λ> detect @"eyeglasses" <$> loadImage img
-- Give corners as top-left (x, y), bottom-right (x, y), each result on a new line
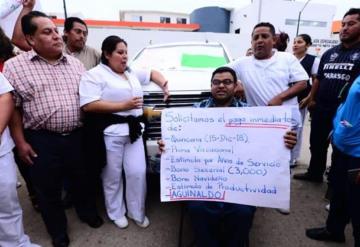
top-left (211, 79), bottom-right (234, 86)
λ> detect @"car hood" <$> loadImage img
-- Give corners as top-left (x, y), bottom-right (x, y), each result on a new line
top-left (141, 69), bottom-right (212, 93)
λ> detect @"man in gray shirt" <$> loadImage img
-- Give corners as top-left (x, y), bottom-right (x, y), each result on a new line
top-left (63, 17), bottom-right (100, 70)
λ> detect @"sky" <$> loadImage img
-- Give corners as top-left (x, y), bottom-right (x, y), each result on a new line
top-left (40, 0), bottom-right (359, 21)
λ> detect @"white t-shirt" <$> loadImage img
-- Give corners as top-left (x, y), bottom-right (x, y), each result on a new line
top-left (79, 63), bottom-right (151, 136)
top-left (228, 51), bottom-right (309, 106)
top-left (0, 73), bottom-right (15, 157)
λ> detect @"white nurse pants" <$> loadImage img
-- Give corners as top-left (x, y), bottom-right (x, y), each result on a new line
top-left (102, 135), bottom-right (146, 223)
top-left (0, 151), bottom-right (33, 247)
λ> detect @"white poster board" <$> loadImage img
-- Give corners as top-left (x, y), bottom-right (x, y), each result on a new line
top-left (160, 106), bottom-right (295, 209)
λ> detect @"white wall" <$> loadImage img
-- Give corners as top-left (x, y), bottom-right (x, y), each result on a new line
top-left (229, 0), bottom-right (337, 56)
top-left (59, 26), bottom-right (339, 61)
top-left (58, 27), bottom-right (243, 60)
top-left (56, 0), bottom-right (339, 61)
top-left (229, 4), bottom-right (258, 55)
top-left (120, 11), bottom-right (188, 24)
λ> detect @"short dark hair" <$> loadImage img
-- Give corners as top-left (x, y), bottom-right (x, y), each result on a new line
top-left (297, 34), bottom-right (312, 46)
top-left (275, 31), bottom-right (289, 51)
top-left (100, 35), bottom-right (128, 65)
top-left (21, 11), bottom-right (48, 36)
top-left (64, 17), bottom-right (87, 32)
top-left (252, 22), bottom-right (276, 36)
top-left (211, 66), bottom-right (237, 83)
top-left (0, 27), bottom-right (15, 62)
top-left (343, 8), bottom-right (360, 21)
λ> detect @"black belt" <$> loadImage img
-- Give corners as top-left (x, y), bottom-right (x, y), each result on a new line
top-left (26, 128), bottom-right (82, 137)
top-left (83, 113), bottom-right (144, 143)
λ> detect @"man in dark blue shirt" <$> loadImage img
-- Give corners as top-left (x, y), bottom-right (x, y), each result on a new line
top-left (305, 76), bottom-right (360, 247)
top-left (294, 8), bottom-right (360, 183)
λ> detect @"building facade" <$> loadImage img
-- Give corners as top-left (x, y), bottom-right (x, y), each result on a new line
top-left (120, 10), bottom-right (188, 24)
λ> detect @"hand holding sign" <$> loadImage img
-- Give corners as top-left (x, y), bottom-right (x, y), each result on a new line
top-left (160, 106), bottom-right (299, 210)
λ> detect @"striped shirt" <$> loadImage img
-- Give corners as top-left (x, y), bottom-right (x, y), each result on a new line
top-left (3, 50), bottom-right (85, 133)
top-left (316, 42), bottom-right (360, 108)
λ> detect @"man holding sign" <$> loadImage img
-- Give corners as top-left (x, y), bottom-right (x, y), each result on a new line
top-left (159, 67), bottom-right (297, 247)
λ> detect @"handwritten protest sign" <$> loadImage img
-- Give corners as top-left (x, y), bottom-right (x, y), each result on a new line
top-left (160, 106), bottom-right (296, 209)
top-left (0, 0), bottom-right (22, 19)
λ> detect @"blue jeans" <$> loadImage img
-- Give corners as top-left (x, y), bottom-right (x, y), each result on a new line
top-left (187, 201), bottom-right (256, 247)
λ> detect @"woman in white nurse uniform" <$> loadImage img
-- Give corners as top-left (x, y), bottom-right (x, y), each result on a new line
top-left (0, 73), bottom-right (40, 247)
top-left (79, 36), bottom-right (168, 229)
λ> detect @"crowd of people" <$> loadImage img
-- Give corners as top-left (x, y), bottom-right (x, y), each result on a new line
top-left (0, 0), bottom-right (359, 246)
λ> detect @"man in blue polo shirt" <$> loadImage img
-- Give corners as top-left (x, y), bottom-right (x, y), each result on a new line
top-left (305, 75), bottom-right (360, 247)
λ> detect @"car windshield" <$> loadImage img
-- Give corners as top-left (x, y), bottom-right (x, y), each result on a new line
top-left (131, 44), bottom-right (230, 70)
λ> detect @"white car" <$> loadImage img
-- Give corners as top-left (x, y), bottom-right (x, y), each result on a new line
top-left (129, 42), bottom-right (233, 173)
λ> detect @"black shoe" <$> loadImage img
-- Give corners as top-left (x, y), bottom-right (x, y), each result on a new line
top-left (355, 238), bottom-right (360, 247)
top-left (52, 234), bottom-right (70, 247)
top-left (293, 172), bottom-right (323, 183)
top-left (290, 160), bottom-right (298, 169)
top-left (80, 215), bottom-right (104, 228)
top-left (29, 194), bottom-right (40, 212)
top-left (62, 193), bottom-right (73, 209)
top-left (306, 227), bottom-right (345, 243)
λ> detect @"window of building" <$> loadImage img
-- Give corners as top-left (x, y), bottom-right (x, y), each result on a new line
top-left (285, 19), bottom-right (327, 27)
top-left (176, 18), bottom-right (187, 24)
top-left (235, 28), bottom-right (240, 34)
top-left (131, 15), bottom-right (143, 22)
top-left (160, 17), bottom-right (171, 23)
